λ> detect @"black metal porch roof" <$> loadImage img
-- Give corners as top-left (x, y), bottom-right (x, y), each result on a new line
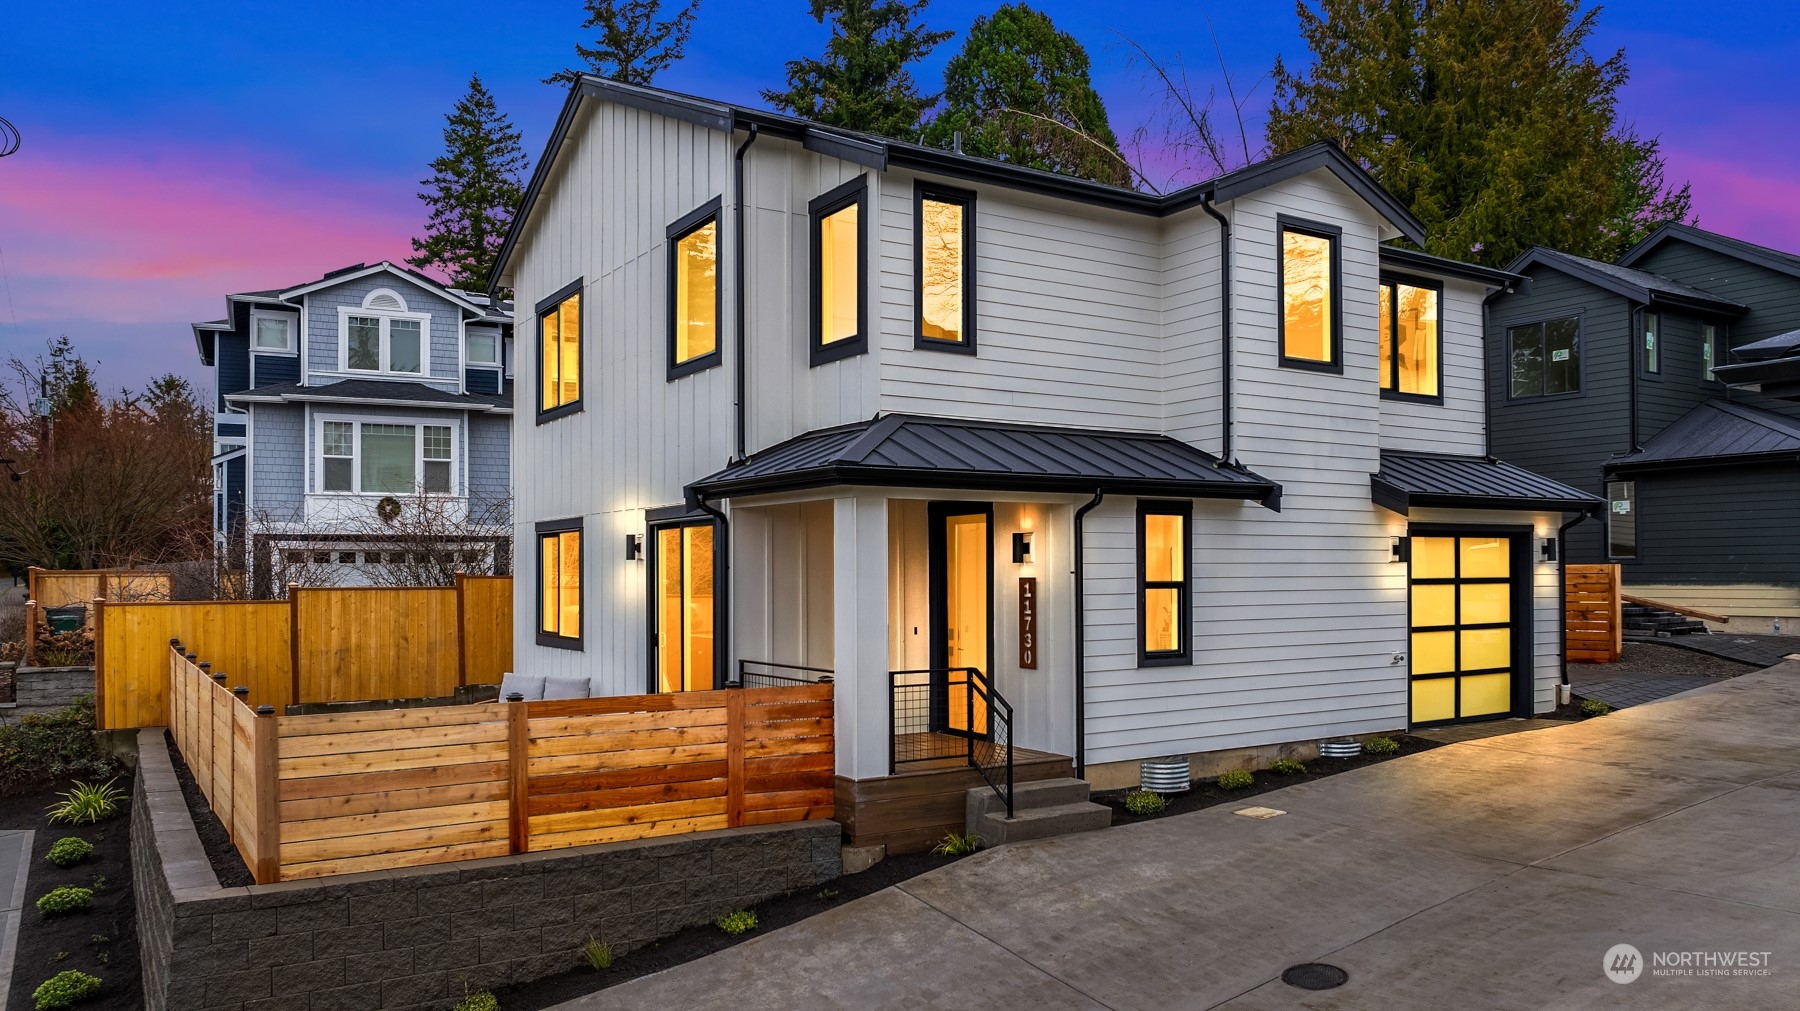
top-left (1373, 451), bottom-right (1601, 515)
top-left (1606, 401), bottom-right (1800, 473)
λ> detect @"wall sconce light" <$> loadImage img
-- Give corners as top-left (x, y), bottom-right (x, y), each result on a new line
top-left (1011, 531), bottom-right (1034, 564)
top-left (625, 533), bottom-right (643, 561)
top-left (1541, 538), bottom-right (1559, 562)
top-left (1390, 536), bottom-right (1410, 563)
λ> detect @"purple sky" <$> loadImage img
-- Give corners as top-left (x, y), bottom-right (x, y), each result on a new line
top-left (1, 1), bottom-right (1795, 396)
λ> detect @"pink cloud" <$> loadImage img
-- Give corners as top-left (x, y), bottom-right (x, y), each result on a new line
top-left (1661, 151), bottom-right (1800, 254)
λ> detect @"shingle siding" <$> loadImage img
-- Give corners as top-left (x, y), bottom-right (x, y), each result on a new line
top-left (468, 413), bottom-right (512, 523)
top-left (303, 275), bottom-right (464, 393)
top-left (249, 403), bottom-right (306, 524)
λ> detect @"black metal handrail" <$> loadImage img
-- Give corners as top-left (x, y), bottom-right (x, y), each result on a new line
top-left (735, 659), bottom-right (835, 689)
top-left (889, 666), bottom-right (1014, 818)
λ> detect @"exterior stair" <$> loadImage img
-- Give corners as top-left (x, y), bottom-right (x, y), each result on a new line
top-left (1623, 601), bottom-right (1710, 637)
top-left (965, 777), bottom-right (1112, 846)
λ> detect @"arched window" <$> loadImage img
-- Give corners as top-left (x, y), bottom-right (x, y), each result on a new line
top-left (340, 289), bottom-right (430, 374)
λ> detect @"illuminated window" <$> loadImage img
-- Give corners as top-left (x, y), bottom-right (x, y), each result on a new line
top-left (653, 522), bottom-right (714, 692)
top-left (317, 418), bottom-right (455, 495)
top-left (537, 519), bottom-right (582, 648)
top-left (538, 280), bottom-right (582, 419)
top-left (668, 198), bottom-right (722, 378)
top-left (1642, 312), bottom-right (1660, 374)
top-left (1508, 316), bottom-right (1581, 398)
top-left (1607, 481), bottom-right (1636, 559)
top-left (810, 178), bottom-right (867, 366)
top-left (916, 184), bottom-right (974, 351)
top-left (1280, 221), bottom-right (1339, 369)
top-left (1379, 279), bottom-right (1440, 398)
top-left (1138, 501), bottom-right (1192, 665)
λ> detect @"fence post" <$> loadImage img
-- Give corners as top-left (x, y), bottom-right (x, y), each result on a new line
top-left (287, 583), bottom-right (301, 706)
top-left (91, 598), bottom-right (106, 731)
top-left (27, 566), bottom-right (39, 606)
top-left (507, 696), bottom-right (529, 854)
top-left (252, 705), bottom-right (280, 884)
top-left (455, 571), bottom-right (469, 689)
top-left (23, 599), bottom-right (36, 667)
top-left (726, 689), bottom-right (745, 829)
top-left (1609, 564), bottom-right (1623, 661)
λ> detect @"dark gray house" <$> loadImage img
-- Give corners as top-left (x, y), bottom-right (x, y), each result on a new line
top-left (1486, 224), bottom-right (1800, 628)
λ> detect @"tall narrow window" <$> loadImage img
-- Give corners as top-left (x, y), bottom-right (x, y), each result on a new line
top-left (1642, 312), bottom-right (1660, 374)
top-left (347, 316), bottom-right (381, 371)
top-left (668, 198), bottom-right (722, 378)
top-left (422, 426), bottom-right (452, 493)
top-left (1379, 278), bottom-right (1441, 398)
top-left (653, 523), bottom-right (715, 692)
top-left (916, 184), bottom-right (974, 352)
top-left (322, 422), bottom-right (354, 492)
top-left (537, 520), bottom-right (582, 648)
top-left (538, 280), bottom-right (583, 420)
top-left (810, 178), bottom-right (867, 366)
top-left (1702, 323), bottom-right (1717, 382)
top-left (1508, 316), bottom-right (1582, 398)
top-left (1607, 481), bottom-right (1637, 559)
top-left (1279, 220), bottom-right (1340, 370)
top-left (1138, 502), bottom-right (1192, 665)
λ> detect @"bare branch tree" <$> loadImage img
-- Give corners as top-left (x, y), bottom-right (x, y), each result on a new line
top-left (1115, 19), bottom-right (1264, 190)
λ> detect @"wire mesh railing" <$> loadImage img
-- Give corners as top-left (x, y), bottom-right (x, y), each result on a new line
top-left (888, 666), bottom-right (1014, 817)
top-left (736, 659), bottom-right (835, 689)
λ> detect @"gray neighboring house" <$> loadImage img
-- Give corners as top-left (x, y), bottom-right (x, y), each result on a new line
top-left (193, 261), bottom-right (515, 597)
top-left (1487, 225), bottom-right (1800, 628)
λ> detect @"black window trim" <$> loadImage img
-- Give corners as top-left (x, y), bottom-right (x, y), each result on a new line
top-left (535, 277), bottom-right (585, 424)
top-left (644, 516), bottom-right (722, 693)
top-left (913, 181), bottom-right (977, 355)
top-left (1378, 271), bottom-right (1446, 405)
top-left (1639, 308), bottom-right (1663, 381)
top-left (1276, 214), bottom-right (1344, 375)
top-left (1701, 320), bottom-right (1727, 386)
top-left (535, 517), bottom-right (584, 650)
top-left (1605, 479), bottom-right (1639, 561)
top-left (809, 175), bottom-right (869, 368)
top-left (1137, 499), bottom-right (1194, 667)
top-left (1502, 310), bottom-right (1587, 403)
top-left (666, 195), bottom-right (725, 381)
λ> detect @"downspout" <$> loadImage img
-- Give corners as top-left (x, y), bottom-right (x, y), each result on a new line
top-left (1557, 507), bottom-right (1596, 699)
top-left (1072, 489), bottom-right (1105, 778)
top-left (732, 124), bottom-right (759, 462)
top-left (1200, 195), bottom-right (1233, 462)
top-left (692, 494), bottom-right (732, 690)
top-left (1628, 304), bottom-right (1642, 452)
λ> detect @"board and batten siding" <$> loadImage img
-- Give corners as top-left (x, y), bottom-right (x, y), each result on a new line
top-left (1378, 276), bottom-right (1489, 455)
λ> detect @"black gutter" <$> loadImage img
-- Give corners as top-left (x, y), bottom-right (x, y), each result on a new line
top-left (1072, 489), bottom-right (1104, 779)
top-left (1628, 304), bottom-right (1642, 452)
top-left (1201, 195), bottom-right (1233, 463)
top-left (689, 493), bottom-right (732, 690)
top-left (1605, 451), bottom-right (1800, 477)
top-left (732, 123), bottom-right (759, 462)
top-left (1557, 508), bottom-right (1598, 692)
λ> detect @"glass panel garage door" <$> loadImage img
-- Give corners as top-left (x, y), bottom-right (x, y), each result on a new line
top-left (1410, 535), bottom-right (1516, 725)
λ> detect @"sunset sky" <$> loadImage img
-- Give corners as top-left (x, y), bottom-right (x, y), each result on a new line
top-left (1, 0), bottom-right (1796, 394)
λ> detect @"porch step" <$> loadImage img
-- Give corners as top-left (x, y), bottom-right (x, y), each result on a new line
top-left (965, 777), bottom-right (1111, 847)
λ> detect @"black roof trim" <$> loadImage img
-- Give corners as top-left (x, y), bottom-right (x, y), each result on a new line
top-left (1191, 144), bottom-right (1426, 246)
top-left (225, 378), bottom-right (512, 412)
top-left (803, 130), bottom-right (888, 170)
top-left (1373, 451), bottom-right (1602, 516)
top-left (1379, 246), bottom-right (1525, 287)
top-left (1507, 247), bottom-right (1747, 316)
top-left (1618, 222), bottom-right (1800, 281)
top-left (1725, 329), bottom-right (1800, 362)
top-left (576, 77), bottom-right (732, 132)
top-left (1606, 401), bottom-right (1800, 473)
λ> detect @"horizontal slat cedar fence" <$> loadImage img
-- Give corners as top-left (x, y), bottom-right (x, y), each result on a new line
top-left (1566, 563), bottom-right (1623, 663)
top-left (99, 579), bottom-right (515, 729)
top-left (167, 642), bottom-right (834, 884)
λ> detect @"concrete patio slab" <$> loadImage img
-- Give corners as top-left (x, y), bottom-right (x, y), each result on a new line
top-left (1454, 711), bottom-right (1800, 786)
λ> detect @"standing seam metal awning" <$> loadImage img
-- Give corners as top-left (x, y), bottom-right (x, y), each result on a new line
top-left (688, 414), bottom-right (1282, 508)
top-left (1372, 451), bottom-right (1602, 515)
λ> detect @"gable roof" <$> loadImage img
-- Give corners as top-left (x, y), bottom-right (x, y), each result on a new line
top-left (1372, 452), bottom-right (1601, 515)
top-left (1606, 401), bottom-right (1800, 473)
top-left (687, 413), bottom-right (1281, 507)
top-left (491, 76), bottom-right (1428, 291)
top-left (1618, 222), bottom-right (1800, 281)
top-left (1378, 246), bottom-right (1526, 288)
top-left (1506, 247), bottom-right (1746, 315)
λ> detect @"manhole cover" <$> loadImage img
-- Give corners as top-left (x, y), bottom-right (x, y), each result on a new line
top-left (1282, 963), bottom-right (1349, 990)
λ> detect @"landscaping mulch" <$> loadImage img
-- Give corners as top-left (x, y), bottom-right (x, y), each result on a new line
top-left (491, 849), bottom-right (964, 1010)
top-left (163, 730), bottom-right (254, 888)
top-left (2, 774), bottom-right (143, 1011)
top-left (1094, 734), bottom-right (1446, 826)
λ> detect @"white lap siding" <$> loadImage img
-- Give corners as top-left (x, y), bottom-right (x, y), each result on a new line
top-left (1379, 276), bottom-right (1489, 455)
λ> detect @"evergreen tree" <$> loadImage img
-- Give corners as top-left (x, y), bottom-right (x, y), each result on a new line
top-left (544, 0), bottom-right (703, 87)
top-left (762, 0), bottom-right (952, 139)
top-left (921, 4), bottom-right (1129, 186)
top-left (408, 75), bottom-right (528, 291)
top-left (1266, 0), bottom-right (1693, 266)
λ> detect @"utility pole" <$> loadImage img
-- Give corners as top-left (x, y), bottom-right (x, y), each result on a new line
top-left (35, 373), bottom-right (51, 467)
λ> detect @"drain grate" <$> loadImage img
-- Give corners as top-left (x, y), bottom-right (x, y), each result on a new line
top-left (1282, 963), bottom-right (1349, 990)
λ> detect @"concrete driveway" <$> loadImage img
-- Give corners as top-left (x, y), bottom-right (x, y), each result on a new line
top-left (561, 665), bottom-right (1800, 1010)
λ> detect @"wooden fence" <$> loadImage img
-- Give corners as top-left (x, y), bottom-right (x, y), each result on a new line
top-left (1566, 563), bottom-right (1623, 663)
top-left (30, 566), bottom-right (172, 608)
top-left (168, 643), bottom-right (834, 883)
top-left (98, 575), bottom-right (514, 729)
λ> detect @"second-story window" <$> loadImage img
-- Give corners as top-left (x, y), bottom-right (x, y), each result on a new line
top-left (1508, 316), bottom-right (1582, 398)
top-left (319, 419), bottom-right (455, 495)
top-left (916, 184), bottom-right (975, 352)
top-left (810, 177), bottom-right (867, 366)
top-left (1642, 311), bottom-right (1660, 374)
top-left (250, 310), bottom-right (297, 355)
top-left (1379, 279), bottom-right (1441, 399)
top-left (466, 328), bottom-right (500, 367)
top-left (341, 289), bottom-right (427, 375)
top-left (1279, 219), bottom-right (1341, 371)
top-left (668, 197), bottom-right (722, 379)
top-left (537, 279), bottom-right (583, 421)
top-left (1702, 322), bottom-right (1718, 382)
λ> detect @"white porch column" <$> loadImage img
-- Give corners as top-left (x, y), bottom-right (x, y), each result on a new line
top-left (832, 493), bottom-right (889, 781)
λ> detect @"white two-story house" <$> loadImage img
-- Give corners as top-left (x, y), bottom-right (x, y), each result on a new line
top-left (492, 77), bottom-right (1600, 850)
top-left (193, 262), bottom-right (515, 596)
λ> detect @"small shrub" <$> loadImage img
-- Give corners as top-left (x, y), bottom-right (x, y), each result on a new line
top-left (46, 838), bottom-right (93, 868)
top-left (582, 936), bottom-right (612, 971)
top-left (1123, 789), bottom-right (1168, 816)
top-left (1216, 770), bottom-right (1254, 790)
top-left (89, 875), bottom-right (105, 893)
top-left (0, 697), bottom-right (119, 795)
top-left (46, 779), bottom-right (123, 826)
top-left (51, 951), bottom-right (68, 962)
top-left (715, 910), bottom-right (758, 936)
top-left (450, 991), bottom-right (498, 1011)
top-left (36, 886), bottom-right (93, 917)
top-left (817, 886), bottom-right (840, 901)
top-left (930, 832), bottom-right (981, 857)
top-left (1270, 759), bottom-right (1307, 776)
top-left (1365, 736), bottom-right (1401, 756)
top-left (1580, 698), bottom-right (1613, 718)
top-left (33, 969), bottom-right (101, 1009)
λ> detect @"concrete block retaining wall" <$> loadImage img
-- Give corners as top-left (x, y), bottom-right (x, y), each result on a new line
top-left (3, 665), bottom-right (95, 720)
top-left (132, 728), bottom-right (842, 1011)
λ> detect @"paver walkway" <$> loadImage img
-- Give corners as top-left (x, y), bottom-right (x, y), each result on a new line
top-left (559, 665), bottom-right (1800, 1010)
top-left (1572, 670), bottom-right (1723, 709)
top-left (0, 830), bottom-right (34, 1011)
top-left (1631, 632), bottom-right (1800, 669)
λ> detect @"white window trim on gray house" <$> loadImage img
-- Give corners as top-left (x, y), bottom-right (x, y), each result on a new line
top-left (311, 412), bottom-right (461, 498)
top-left (334, 289), bottom-right (433, 377)
top-left (249, 308), bottom-right (299, 356)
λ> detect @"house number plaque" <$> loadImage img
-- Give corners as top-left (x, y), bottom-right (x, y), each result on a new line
top-left (1019, 577), bottom-right (1038, 669)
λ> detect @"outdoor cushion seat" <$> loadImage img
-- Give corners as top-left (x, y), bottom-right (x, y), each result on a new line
top-left (498, 672), bottom-right (546, 701)
top-left (541, 675), bottom-right (591, 700)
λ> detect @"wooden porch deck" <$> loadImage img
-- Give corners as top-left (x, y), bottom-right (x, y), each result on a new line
top-left (834, 741), bottom-right (1075, 854)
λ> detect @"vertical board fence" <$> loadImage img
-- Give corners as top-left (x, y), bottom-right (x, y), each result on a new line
top-left (22, 566), bottom-right (175, 664)
top-left (99, 579), bottom-right (514, 729)
top-left (167, 642), bottom-right (834, 884)
top-left (1566, 563), bottom-right (1623, 663)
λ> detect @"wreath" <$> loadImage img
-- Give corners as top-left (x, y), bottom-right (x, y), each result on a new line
top-left (375, 496), bottom-right (403, 525)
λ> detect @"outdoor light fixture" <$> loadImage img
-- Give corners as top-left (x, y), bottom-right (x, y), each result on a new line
top-left (625, 533), bottom-right (643, 561)
top-left (1541, 538), bottom-right (1559, 562)
top-left (1390, 536), bottom-right (1410, 563)
top-left (1012, 531), bottom-right (1034, 564)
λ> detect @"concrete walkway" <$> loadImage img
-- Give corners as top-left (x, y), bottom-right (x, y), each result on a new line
top-left (1636, 632), bottom-right (1800, 669)
top-left (0, 830), bottom-right (34, 1011)
top-left (561, 665), bottom-right (1800, 1010)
